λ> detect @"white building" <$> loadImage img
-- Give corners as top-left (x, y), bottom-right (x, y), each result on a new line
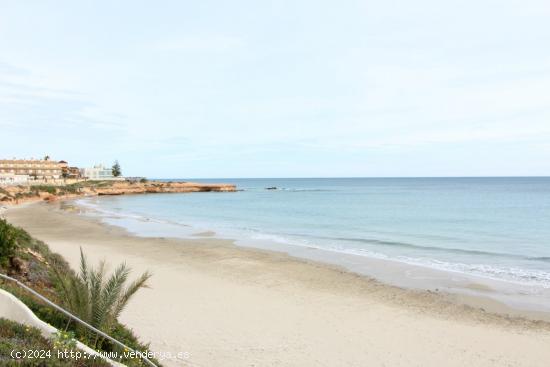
top-left (80, 164), bottom-right (117, 180)
top-left (0, 174), bottom-right (30, 185)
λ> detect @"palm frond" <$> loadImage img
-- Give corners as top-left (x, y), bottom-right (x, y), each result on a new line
top-left (113, 270), bottom-right (152, 319)
top-left (51, 249), bottom-right (152, 340)
top-left (79, 247), bottom-right (89, 286)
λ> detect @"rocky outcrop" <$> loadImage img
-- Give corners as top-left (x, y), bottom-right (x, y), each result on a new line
top-left (0, 181), bottom-right (236, 205)
top-left (93, 181), bottom-right (236, 195)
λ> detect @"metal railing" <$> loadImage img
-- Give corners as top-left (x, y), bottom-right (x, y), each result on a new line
top-left (0, 273), bottom-right (157, 367)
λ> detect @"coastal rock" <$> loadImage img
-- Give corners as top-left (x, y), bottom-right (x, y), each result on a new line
top-left (93, 181), bottom-right (236, 195)
top-left (0, 180), bottom-right (237, 205)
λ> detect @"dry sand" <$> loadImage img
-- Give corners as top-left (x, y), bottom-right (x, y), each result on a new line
top-left (4, 202), bottom-right (550, 367)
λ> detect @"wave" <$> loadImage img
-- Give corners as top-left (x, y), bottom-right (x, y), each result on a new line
top-left (273, 232), bottom-right (545, 263)
top-left (239, 187), bottom-right (334, 192)
top-left (278, 188), bottom-right (334, 192)
top-left (345, 248), bottom-right (550, 287)
top-left (75, 198), bottom-right (187, 227)
top-left (246, 232), bottom-right (550, 287)
top-left (529, 256), bottom-right (550, 262)
top-left (249, 233), bottom-right (550, 287)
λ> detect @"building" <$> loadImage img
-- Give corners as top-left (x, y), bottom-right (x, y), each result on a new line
top-left (0, 158), bottom-right (67, 179)
top-left (62, 165), bottom-right (82, 179)
top-left (81, 164), bottom-right (116, 180)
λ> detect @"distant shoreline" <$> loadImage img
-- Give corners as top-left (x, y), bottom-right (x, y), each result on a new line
top-left (0, 179), bottom-right (236, 206)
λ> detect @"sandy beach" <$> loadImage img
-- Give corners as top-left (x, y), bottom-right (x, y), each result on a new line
top-left (4, 202), bottom-right (550, 367)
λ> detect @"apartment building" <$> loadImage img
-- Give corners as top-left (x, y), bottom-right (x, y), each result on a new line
top-left (0, 158), bottom-right (68, 179)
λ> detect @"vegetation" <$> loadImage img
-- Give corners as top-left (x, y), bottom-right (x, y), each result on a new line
top-left (85, 181), bottom-right (114, 188)
top-left (14, 192), bottom-right (39, 200)
top-left (0, 220), bottom-right (159, 366)
top-left (111, 161), bottom-right (122, 177)
top-left (58, 183), bottom-right (83, 195)
top-left (0, 181), bottom-right (119, 204)
top-left (51, 249), bottom-right (151, 348)
top-left (52, 330), bottom-right (77, 350)
top-left (31, 185), bottom-right (58, 195)
top-left (0, 219), bottom-right (18, 266)
top-left (0, 318), bottom-right (110, 366)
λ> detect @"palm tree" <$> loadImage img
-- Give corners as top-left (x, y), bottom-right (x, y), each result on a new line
top-left (52, 248), bottom-right (151, 346)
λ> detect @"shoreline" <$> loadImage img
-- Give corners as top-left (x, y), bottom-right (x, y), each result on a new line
top-left (74, 195), bottom-right (550, 318)
top-left (4, 201), bottom-right (550, 366)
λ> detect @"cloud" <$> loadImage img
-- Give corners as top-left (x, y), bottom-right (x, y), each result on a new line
top-left (0, 61), bottom-right (125, 143)
top-left (1, 1), bottom-right (549, 176)
top-left (0, 62), bottom-right (29, 76)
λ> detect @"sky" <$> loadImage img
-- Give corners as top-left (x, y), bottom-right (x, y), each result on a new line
top-left (1, 0), bottom-right (549, 178)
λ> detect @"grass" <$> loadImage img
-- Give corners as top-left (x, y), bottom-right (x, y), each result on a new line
top-left (84, 181), bottom-right (114, 188)
top-left (0, 318), bottom-right (110, 366)
top-left (30, 185), bottom-right (58, 195)
top-left (59, 183), bottom-right (82, 195)
top-left (14, 192), bottom-right (40, 200)
top-left (0, 220), bottom-right (160, 367)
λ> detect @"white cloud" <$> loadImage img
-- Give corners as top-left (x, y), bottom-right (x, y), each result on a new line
top-left (1, 0), bottom-right (549, 176)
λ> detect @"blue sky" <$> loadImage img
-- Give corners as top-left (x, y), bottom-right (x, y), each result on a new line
top-left (1, 0), bottom-right (549, 178)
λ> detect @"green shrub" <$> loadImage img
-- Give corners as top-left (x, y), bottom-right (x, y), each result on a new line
top-left (62, 184), bottom-right (82, 194)
top-left (31, 185), bottom-right (58, 195)
top-left (52, 330), bottom-right (77, 349)
top-left (0, 219), bottom-right (17, 265)
top-left (14, 192), bottom-right (39, 200)
top-left (0, 318), bottom-right (110, 366)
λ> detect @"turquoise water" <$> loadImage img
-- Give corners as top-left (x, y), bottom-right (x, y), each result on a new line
top-left (78, 177), bottom-right (550, 289)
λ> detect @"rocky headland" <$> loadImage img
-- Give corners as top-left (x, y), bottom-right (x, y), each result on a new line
top-left (0, 180), bottom-right (236, 206)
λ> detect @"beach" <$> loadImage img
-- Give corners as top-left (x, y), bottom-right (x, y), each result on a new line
top-left (3, 201), bottom-right (550, 366)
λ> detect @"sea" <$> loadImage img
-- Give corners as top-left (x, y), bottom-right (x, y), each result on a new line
top-left (75, 177), bottom-right (550, 312)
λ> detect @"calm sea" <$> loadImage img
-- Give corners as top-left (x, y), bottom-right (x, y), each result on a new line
top-left (77, 177), bottom-right (550, 292)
